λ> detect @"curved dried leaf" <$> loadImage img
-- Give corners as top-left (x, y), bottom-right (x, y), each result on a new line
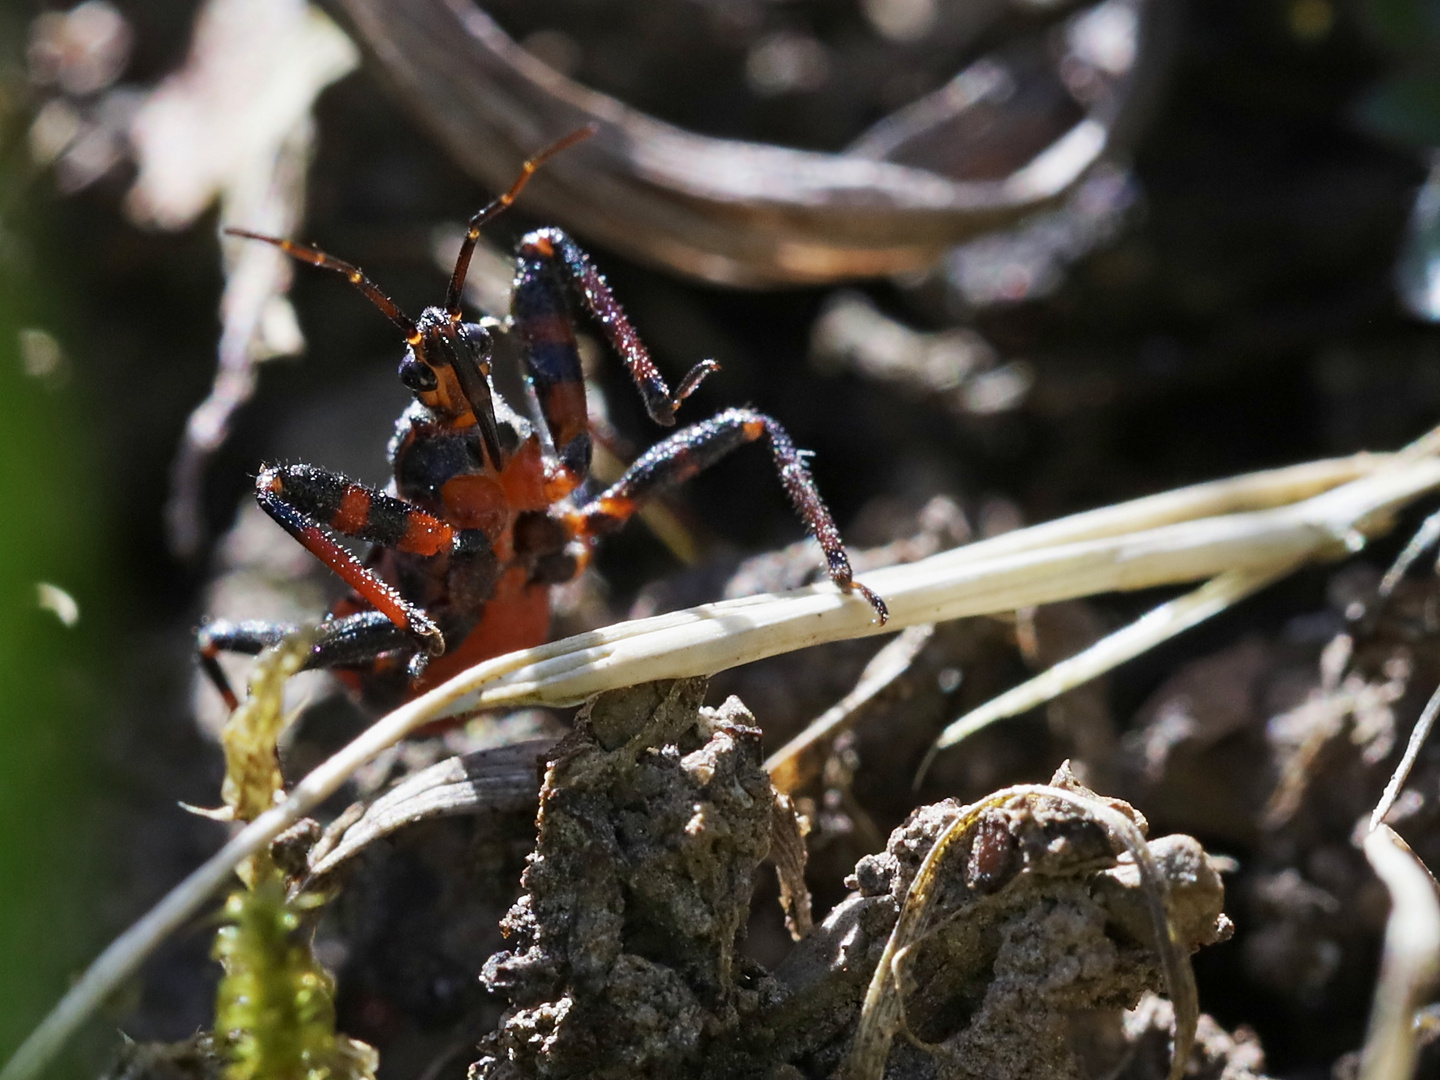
top-left (307, 739), bottom-right (549, 881)
top-left (320, 0), bottom-right (1164, 284)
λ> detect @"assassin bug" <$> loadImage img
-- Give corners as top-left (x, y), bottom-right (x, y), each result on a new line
top-left (197, 127), bottom-right (887, 713)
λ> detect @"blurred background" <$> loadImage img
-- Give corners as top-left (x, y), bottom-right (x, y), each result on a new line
top-left (5, 0), bottom-right (1440, 1076)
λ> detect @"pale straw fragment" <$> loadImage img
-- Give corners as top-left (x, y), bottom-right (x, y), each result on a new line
top-left (1359, 825), bottom-right (1440, 1080)
top-left (6, 443), bottom-right (1439, 1080)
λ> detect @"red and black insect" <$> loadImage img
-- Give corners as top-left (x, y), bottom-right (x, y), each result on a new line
top-left (198, 128), bottom-right (887, 713)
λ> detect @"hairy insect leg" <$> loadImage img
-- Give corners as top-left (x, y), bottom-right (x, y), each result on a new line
top-left (514, 227), bottom-right (718, 441)
top-left (510, 255), bottom-right (593, 499)
top-left (198, 611), bottom-right (419, 711)
top-left (253, 464), bottom-right (491, 653)
top-left (563, 407), bottom-right (888, 622)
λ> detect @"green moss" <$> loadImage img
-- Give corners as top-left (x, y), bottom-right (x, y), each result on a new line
top-left (213, 877), bottom-right (370, 1080)
top-left (211, 635), bottom-right (376, 1080)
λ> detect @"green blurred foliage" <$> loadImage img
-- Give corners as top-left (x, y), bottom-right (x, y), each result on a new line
top-left (0, 21), bottom-right (111, 1075)
top-left (0, 266), bottom-right (109, 1070)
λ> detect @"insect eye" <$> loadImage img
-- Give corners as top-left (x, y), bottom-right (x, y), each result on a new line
top-left (462, 322), bottom-right (493, 353)
top-left (398, 356), bottom-right (438, 392)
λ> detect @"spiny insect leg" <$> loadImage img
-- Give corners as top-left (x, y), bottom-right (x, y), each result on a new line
top-left (197, 611), bottom-right (417, 711)
top-left (563, 408), bottom-right (887, 622)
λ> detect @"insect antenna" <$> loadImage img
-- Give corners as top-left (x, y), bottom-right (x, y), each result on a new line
top-left (444, 124), bottom-right (598, 320)
top-left (225, 229), bottom-right (423, 346)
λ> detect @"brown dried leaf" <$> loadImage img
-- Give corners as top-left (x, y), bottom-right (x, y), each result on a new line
top-left (771, 793), bottom-right (813, 940)
top-left (306, 739), bottom-right (550, 881)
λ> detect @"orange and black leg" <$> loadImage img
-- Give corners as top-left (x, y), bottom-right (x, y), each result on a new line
top-left (564, 408), bottom-right (888, 622)
top-left (513, 228), bottom-right (718, 461)
top-left (197, 610), bottom-right (420, 712)
top-left (253, 464), bottom-right (494, 651)
top-left (510, 261), bottom-right (592, 498)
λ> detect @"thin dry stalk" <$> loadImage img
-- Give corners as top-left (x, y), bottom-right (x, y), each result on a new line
top-left (1372, 683), bottom-right (1440, 831)
top-left (6, 443), bottom-right (1439, 1080)
top-left (1359, 825), bottom-right (1440, 1080)
top-left (767, 623), bottom-right (935, 794)
top-left (921, 560), bottom-right (1301, 773)
top-left (1379, 507), bottom-right (1440, 597)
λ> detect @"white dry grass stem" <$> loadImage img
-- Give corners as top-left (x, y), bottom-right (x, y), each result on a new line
top-left (912, 429), bottom-right (1440, 772)
top-left (1359, 825), bottom-right (1440, 1080)
top-left (1372, 683), bottom-right (1440, 831)
top-left (5, 444), bottom-right (1440, 1080)
top-left (842, 784), bottom-right (1196, 1080)
top-left (1361, 667), bottom-right (1440, 1080)
top-left (417, 448), bottom-right (1440, 720)
top-left (1379, 506), bottom-right (1440, 597)
top-left (922, 560), bottom-right (1302, 771)
top-left (767, 623), bottom-right (936, 794)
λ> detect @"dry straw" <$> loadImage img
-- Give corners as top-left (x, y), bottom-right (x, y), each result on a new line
top-left (1358, 678), bottom-right (1440, 1080)
top-left (7, 431), bottom-right (1440, 1080)
top-left (1358, 825), bottom-right (1440, 1080)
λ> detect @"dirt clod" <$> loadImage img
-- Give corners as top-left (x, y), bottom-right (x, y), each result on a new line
top-left (473, 680), bottom-right (776, 1080)
top-left (471, 681), bottom-right (1238, 1080)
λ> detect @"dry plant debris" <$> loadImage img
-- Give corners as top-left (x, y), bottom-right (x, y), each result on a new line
top-left (460, 681), bottom-right (1235, 1080)
top-left (305, 739), bottom-right (550, 882)
top-left (1357, 825), bottom-right (1440, 1080)
top-left (122, 0), bottom-right (359, 554)
top-left (13, 439), bottom-right (1440, 1080)
top-left (317, 0), bottom-right (1159, 285)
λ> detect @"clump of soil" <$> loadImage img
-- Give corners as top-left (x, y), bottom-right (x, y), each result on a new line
top-left (98, 675), bottom-right (1256, 1080)
top-left (463, 680), bottom-right (1241, 1080)
top-left (475, 679), bottom-right (775, 1080)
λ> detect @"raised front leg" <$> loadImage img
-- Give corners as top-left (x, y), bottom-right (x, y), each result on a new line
top-left (512, 227), bottom-right (718, 497)
top-left (197, 610), bottom-right (420, 712)
top-left (563, 408), bottom-right (888, 622)
top-left (253, 464), bottom-right (493, 653)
